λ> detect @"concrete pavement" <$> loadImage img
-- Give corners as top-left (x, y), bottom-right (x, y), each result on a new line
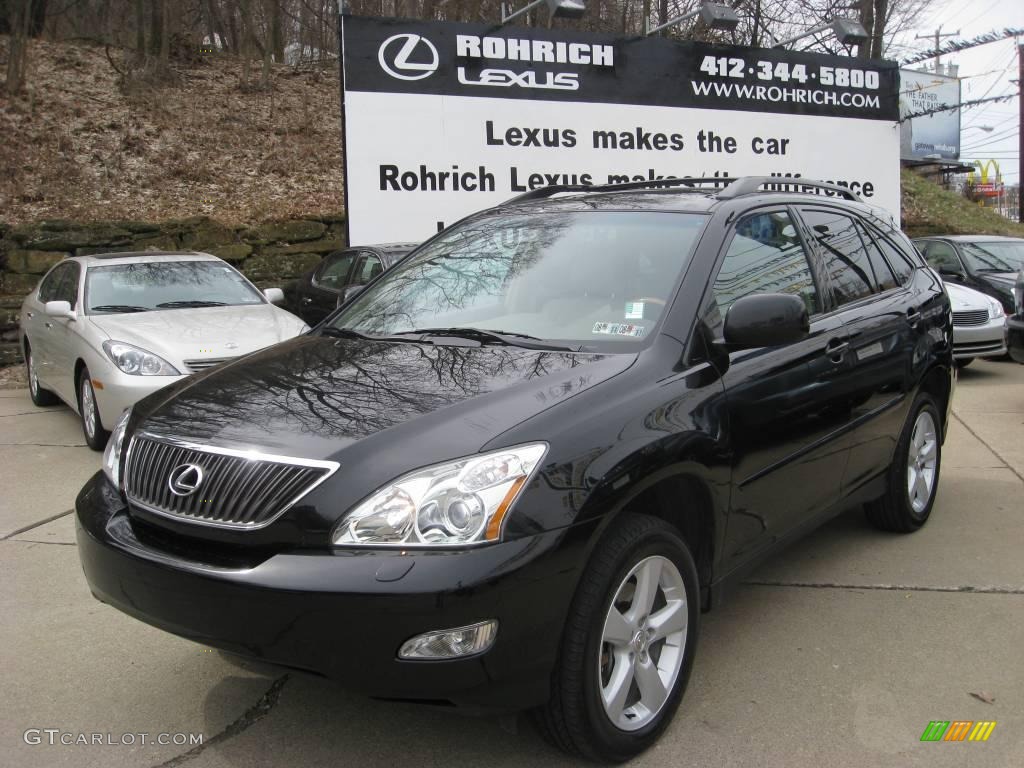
top-left (1, 361), bottom-right (1021, 767)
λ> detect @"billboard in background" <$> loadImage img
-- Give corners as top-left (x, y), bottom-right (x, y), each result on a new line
top-left (341, 16), bottom-right (901, 244)
top-left (900, 68), bottom-right (961, 160)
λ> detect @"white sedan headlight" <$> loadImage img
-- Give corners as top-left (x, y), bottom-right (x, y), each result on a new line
top-left (102, 340), bottom-right (180, 376)
top-left (987, 296), bottom-right (1005, 319)
top-left (102, 408), bottom-right (132, 489)
top-left (332, 443), bottom-right (547, 547)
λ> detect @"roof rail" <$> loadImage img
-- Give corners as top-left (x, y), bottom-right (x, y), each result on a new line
top-left (504, 176), bottom-right (738, 204)
top-left (715, 176), bottom-right (863, 202)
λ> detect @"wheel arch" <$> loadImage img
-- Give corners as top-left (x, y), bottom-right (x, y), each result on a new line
top-left (583, 463), bottom-right (721, 611)
top-left (918, 363), bottom-right (953, 439)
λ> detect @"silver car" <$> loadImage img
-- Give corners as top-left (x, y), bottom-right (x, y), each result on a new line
top-left (19, 251), bottom-right (309, 449)
top-left (945, 281), bottom-right (1007, 367)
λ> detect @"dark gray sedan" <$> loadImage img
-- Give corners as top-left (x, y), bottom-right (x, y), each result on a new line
top-left (284, 244), bottom-right (416, 326)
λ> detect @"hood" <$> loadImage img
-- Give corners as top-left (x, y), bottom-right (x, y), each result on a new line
top-left (136, 335), bottom-right (634, 463)
top-left (89, 304), bottom-right (307, 368)
top-left (978, 272), bottom-right (1018, 289)
top-left (944, 282), bottom-right (992, 310)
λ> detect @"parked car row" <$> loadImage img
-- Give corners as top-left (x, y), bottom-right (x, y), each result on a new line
top-left (18, 183), bottom-right (1020, 760)
top-left (912, 235), bottom-right (1023, 368)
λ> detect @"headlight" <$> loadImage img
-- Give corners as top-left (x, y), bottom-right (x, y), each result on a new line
top-left (102, 408), bottom-right (132, 490)
top-left (102, 340), bottom-right (180, 376)
top-left (332, 443), bottom-right (547, 547)
top-left (988, 296), bottom-right (1005, 319)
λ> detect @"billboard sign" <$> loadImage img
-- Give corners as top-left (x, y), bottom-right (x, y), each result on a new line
top-left (899, 68), bottom-right (961, 160)
top-left (340, 16), bottom-right (901, 244)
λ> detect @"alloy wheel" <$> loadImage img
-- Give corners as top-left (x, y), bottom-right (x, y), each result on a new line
top-left (81, 377), bottom-right (97, 440)
top-left (598, 555), bottom-right (688, 731)
top-left (907, 410), bottom-right (938, 514)
top-left (27, 351), bottom-right (38, 396)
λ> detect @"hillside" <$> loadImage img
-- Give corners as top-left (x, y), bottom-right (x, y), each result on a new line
top-left (0, 37), bottom-right (342, 226)
top-left (901, 169), bottom-right (1024, 239)
top-left (2, 38), bottom-right (1022, 237)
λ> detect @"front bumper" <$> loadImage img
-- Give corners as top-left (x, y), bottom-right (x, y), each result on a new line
top-left (91, 371), bottom-right (187, 431)
top-left (952, 318), bottom-right (1007, 360)
top-left (1008, 316), bottom-right (1024, 364)
top-left (75, 472), bottom-right (590, 711)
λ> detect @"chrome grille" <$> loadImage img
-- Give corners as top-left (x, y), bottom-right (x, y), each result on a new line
top-left (952, 310), bottom-right (989, 327)
top-left (184, 357), bottom-right (234, 373)
top-left (123, 434), bottom-right (338, 529)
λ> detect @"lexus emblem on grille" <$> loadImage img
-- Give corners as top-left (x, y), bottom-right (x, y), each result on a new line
top-left (168, 463), bottom-right (205, 496)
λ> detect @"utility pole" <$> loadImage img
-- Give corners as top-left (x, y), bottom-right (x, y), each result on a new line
top-left (916, 27), bottom-right (959, 73)
top-left (1018, 42), bottom-right (1023, 223)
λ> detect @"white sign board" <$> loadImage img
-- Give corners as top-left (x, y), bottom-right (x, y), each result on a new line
top-left (341, 17), bottom-right (901, 244)
top-left (899, 68), bottom-right (961, 160)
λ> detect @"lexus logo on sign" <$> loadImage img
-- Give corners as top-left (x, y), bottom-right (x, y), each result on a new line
top-left (168, 463), bottom-right (204, 497)
top-left (378, 34), bottom-right (439, 81)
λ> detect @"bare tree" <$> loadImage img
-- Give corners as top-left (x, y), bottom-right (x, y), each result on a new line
top-left (4, 0), bottom-right (32, 95)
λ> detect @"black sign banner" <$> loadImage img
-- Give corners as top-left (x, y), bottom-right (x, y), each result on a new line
top-left (343, 16), bottom-right (900, 121)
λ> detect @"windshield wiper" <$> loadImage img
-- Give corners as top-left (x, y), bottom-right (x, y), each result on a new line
top-left (155, 300), bottom-right (228, 308)
top-left (319, 326), bottom-right (422, 343)
top-left (405, 327), bottom-right (579, 352)
top-left (89, 304), bottom-right (150, 313)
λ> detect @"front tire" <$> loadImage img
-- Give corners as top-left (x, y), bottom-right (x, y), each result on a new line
top-left (536, 514), bottom-right (700, 762)
top-left (25, 344), bottom-right (59, 406)
top-left (78, 367), bottom-right (109, 451)
top-left (865, 393), bottom-right (942, 532)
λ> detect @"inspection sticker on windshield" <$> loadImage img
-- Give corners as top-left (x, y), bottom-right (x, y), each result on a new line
top-left (593, 322), bottom-right (645, 338)
top-left (624, 301), bottom-right (644, 320)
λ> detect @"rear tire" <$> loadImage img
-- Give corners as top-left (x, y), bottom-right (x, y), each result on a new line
top-left (535, 514), bottom-right (700, 762)
top-left (25, 343), bottom-right (59, 407)
top-left (865, 393), bottom-right (941, 533)
top-left (78, 367), bottom-right (110, 451)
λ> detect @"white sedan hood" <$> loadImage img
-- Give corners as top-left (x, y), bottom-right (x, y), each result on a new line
top-left (88, 304), bottom-right (308, 370)
top-left (944, 282), bottom-right (991, 311)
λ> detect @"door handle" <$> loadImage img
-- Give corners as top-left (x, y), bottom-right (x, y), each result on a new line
top-left (825, 338), bottom-right (849, 363)
top-left (302, 297), bottom-right (313, 305)
top-left (44, 322), bottom-right (54, 329)
top-left (26, 311), bottom-right (34, 318)
top-left (906, 307), bottom-right (921, 326)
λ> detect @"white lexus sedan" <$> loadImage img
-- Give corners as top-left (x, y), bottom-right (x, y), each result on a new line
top-left (19, 251), bottom-right (309, 449)
top-left (945, 281), bottom-right (1007, 367)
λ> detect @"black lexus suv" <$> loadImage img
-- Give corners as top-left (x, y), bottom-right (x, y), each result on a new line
top-left (76, 177), bottom-right (954, 762)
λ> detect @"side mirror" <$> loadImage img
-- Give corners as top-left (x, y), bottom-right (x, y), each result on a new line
top-left (263, 288), bottom-right (285, 305)
top-left (44, 300), bottom-right (75, 320)
top-left (723, 293), bottom-right (809, 349)
top-left (937, 265), bottom-right (964, 278)
top-left (337, 284), bottom-right (365, 308)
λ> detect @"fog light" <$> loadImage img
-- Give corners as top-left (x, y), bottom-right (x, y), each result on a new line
top-left (398, 620), bottom-right (498, 660)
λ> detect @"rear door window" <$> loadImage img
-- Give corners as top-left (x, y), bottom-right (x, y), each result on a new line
top-left (868, 226), bottom-right (917, 285)
top-left (800, 209), bottom-right (876, 306)
top-left (854, 221), bottom-right (898, 291)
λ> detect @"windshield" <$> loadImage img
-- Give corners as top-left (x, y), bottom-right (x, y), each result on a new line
top-left (959, 241), bottom-right (1024, 273)
top-left (330, 211), bottom-right (707, 350)
top-left (85, 261), bottom-right (264, 313)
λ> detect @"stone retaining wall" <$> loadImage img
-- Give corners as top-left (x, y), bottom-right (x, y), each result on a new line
top-left (0, 214), bottom-right (347, 367)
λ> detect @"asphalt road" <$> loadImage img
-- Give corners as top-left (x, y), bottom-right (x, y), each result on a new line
top-left (2, 361), bottom-right (1022, 768)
